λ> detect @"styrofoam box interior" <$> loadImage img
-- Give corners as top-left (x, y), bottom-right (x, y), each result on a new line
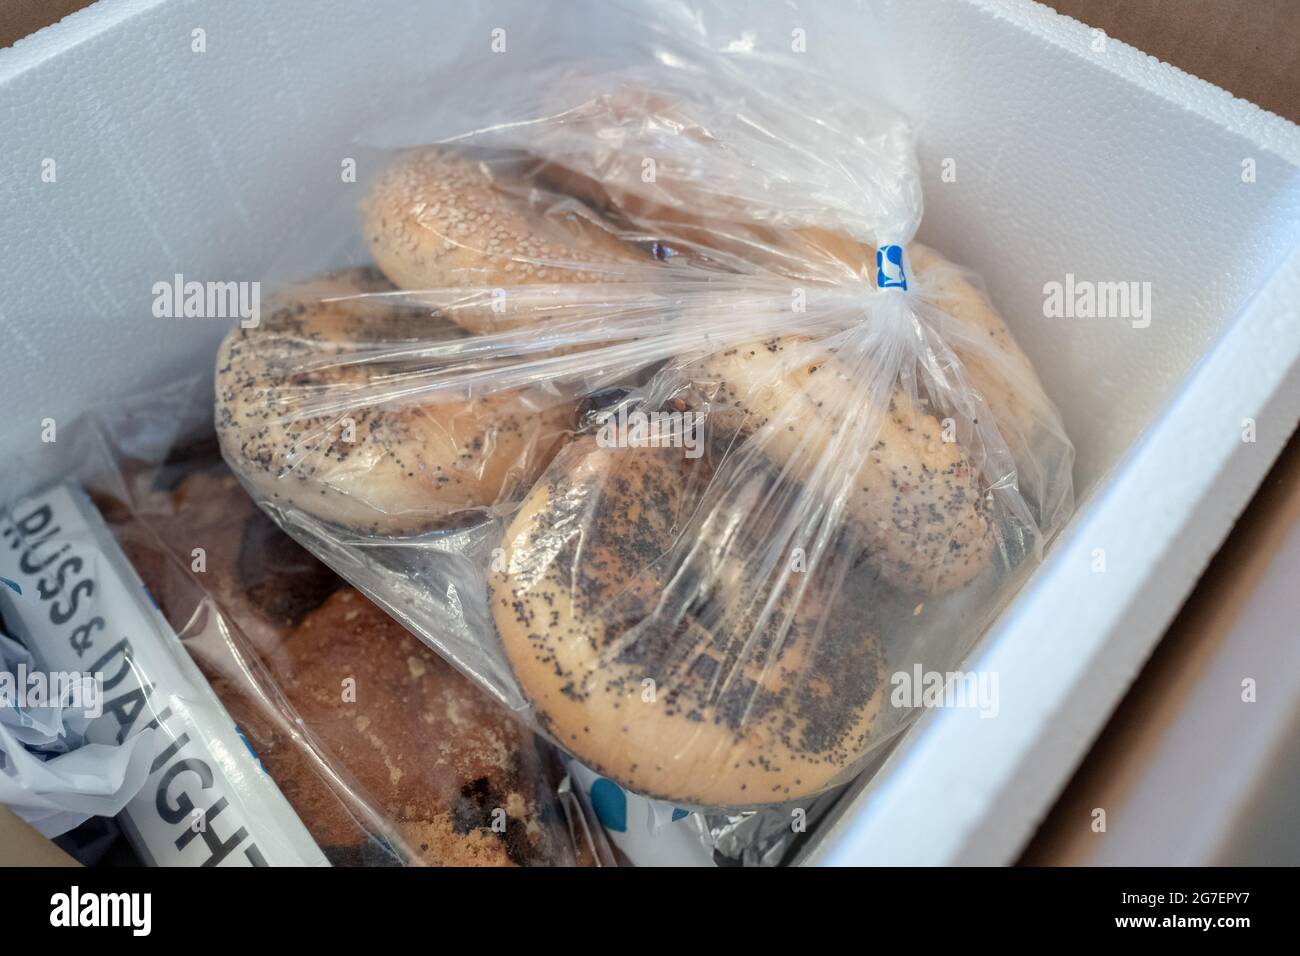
top-left (2, 0), bottom-right (1298, 864)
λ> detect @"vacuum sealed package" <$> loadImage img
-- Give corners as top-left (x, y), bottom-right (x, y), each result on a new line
top-left (216, 2), bottom-right (1073, 863)
top-left (0, 383), bottom-right (597, 866)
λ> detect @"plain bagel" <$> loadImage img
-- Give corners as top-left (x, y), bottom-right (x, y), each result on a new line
top-left (489, 435), bottom-right (887, 807)
top-left (216, 267), bottom-right (573, 535)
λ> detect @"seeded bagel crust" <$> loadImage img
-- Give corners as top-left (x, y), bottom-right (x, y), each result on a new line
top-left (904, 243), bottom-right (1071, 513)
top-left (362, 148), bottom-right (647, 334)
top-left (784, 233), bottom-right (1063, 478)
top-left (680, 335), bottom-right (995, 595)
top-left (216, 268), bottom-right (572, 534)
top-left (490, 436), bottom-right (886, 807)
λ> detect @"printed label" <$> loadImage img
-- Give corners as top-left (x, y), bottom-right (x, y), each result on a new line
top-left (0, 484), bottom-right (327, 867)
top-left (876, 244), bottom-right (908, 290)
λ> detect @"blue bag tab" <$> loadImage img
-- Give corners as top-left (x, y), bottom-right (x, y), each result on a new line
top-left (876, 244), bottom-right (908, 290)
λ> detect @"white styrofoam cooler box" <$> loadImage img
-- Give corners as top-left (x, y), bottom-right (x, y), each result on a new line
top-left (1, 0), bottom-right (1298, 864)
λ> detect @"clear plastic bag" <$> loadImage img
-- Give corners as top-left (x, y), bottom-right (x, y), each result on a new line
top-left (0, 383), bottom-right (596, 866)
top-left (217, 11), bottom-right (1073, 853)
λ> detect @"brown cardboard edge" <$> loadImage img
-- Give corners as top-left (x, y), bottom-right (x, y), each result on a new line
top-left (0, 806), bottom-right (82, 867)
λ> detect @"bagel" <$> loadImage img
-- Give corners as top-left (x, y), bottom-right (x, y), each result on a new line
top-left (216, 267), bottom-right (573, 535)
top-left (362, 148), bottom-right (650, 333)
top-left (905, 244), bottom-right (1072, 520)
top-left (489, 436), bottom-right (887, 807)
top-left (527, 83), bottom-right (909, 279)
top-left (792, 234), bottom-right (1065, 466)
top-left (786, 235), bottom-right (1057, 457)
top-left (784, 236), bottom-right (1073, 528)
top-left (680, 336), bottom-right (995, 595)
top-left (529, 97), bottom-right (1060, 467)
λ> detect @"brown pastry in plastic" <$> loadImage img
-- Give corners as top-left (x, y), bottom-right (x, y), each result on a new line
top-left (108, 454), bottom-right (580, 866)
top-left (268, 588), bottom-right (574, 866)
top-left (120, 465), bottom-right (339, 662)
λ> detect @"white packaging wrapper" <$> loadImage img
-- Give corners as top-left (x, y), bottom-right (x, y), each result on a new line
top-left (0, 483), bottom-right (328, 866)
top-left (566, 760), bottom-right (715, 867)
top-left (0, 630), bottom-right (158, 838)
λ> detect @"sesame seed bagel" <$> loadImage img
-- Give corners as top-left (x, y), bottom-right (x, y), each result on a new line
top-left (681, 336), bottom-right (995, 595)
top-left (362, 148), bottom-right (648, 334)
top-left (490, 436), bottom-right (886, 807)
top-left (216, 268), bottom-right (573, 535)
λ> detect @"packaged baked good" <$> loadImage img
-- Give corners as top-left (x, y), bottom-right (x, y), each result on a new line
top-left (218, 7), bottom-right (1074, 862)
top-left (101, 446), bottom-right (588, 866)
top-left (0, 381), bottom-right (598, 866)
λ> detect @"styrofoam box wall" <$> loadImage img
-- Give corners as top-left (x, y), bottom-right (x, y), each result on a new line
top-left (2, 0), bottom-right (1298, 864)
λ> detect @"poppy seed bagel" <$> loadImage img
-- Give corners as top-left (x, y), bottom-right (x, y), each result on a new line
top-left (216, 268), bottom-right (573, 534)
top-left (679, 335), bottom-right (995, 595)
top-left (489, 436), bottom-right (886, 807)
